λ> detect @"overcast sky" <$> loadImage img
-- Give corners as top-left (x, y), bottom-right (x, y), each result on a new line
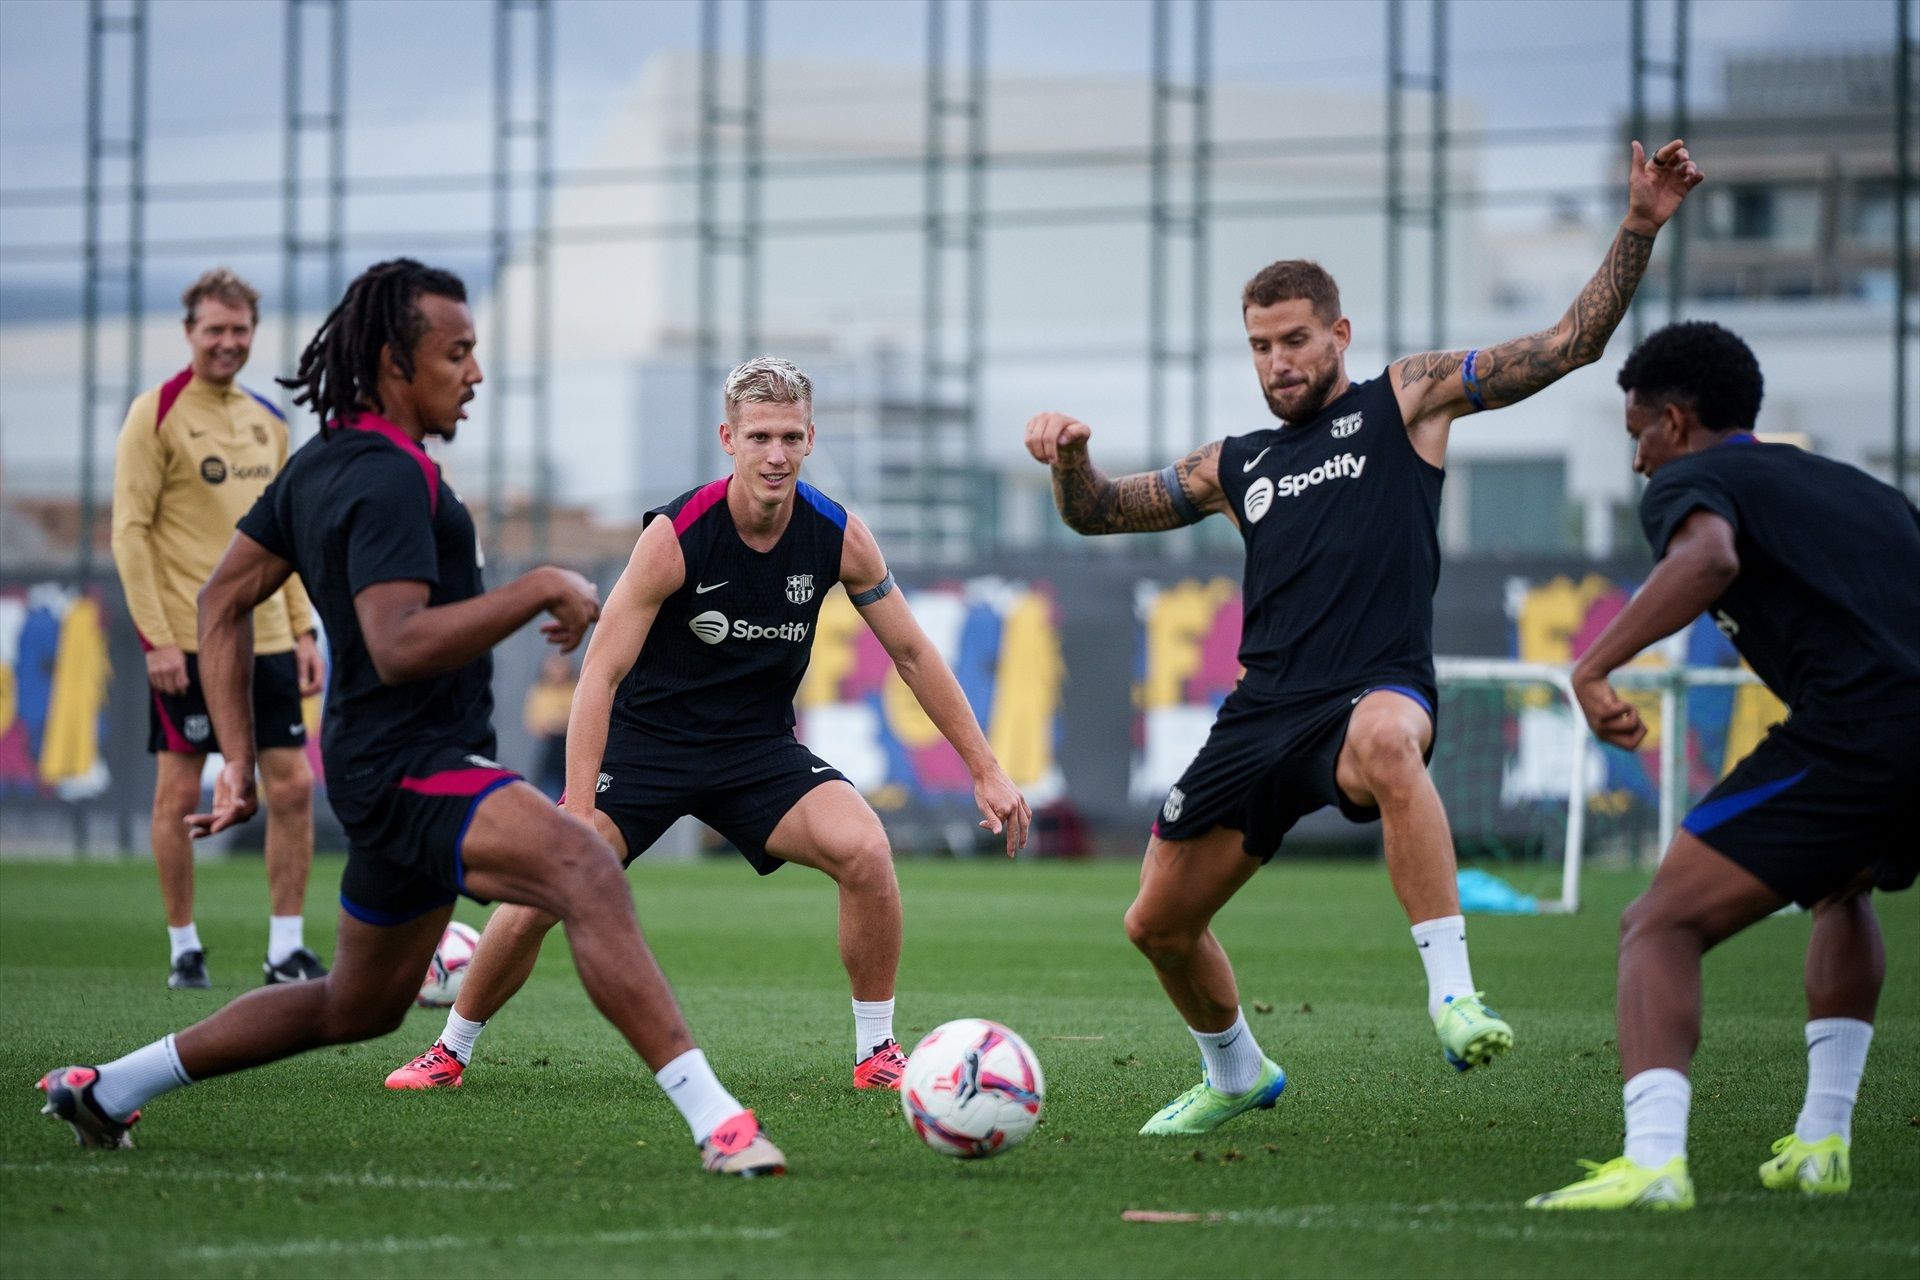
top-left (0, 0), bottom-right (1905, 317)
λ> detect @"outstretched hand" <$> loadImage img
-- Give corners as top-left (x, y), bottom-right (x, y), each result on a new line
top-left (973, 765), bottom-right (1033, 858)
top-left (1626, 139), bottom-right (1704, 235)
top-left (185, 759), bottom-right (259, 838)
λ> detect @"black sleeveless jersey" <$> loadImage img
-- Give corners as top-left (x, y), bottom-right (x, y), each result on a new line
top-left (1216, 371), bottom-right (1444, 700)
top-left (1640, 436), bottom-right (1920, 719)
top-left (612, 476), bottom-right (848, 743)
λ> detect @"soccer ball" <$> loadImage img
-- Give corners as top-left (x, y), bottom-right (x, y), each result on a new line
top-left (416, 921), bottom-right (480, 1008)
top-left (901, 1018), bottom-right (1045, 1159)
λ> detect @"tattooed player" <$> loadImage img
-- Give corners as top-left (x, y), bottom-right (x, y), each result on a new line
top-left (1024, 140), bottom-right (1703, 1136)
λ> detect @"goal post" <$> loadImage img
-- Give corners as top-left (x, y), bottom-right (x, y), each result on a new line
top-left (1431, 656), bottom-right (1764, 915)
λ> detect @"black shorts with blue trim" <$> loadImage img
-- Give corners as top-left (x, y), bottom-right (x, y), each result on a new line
top-left (330, 743), bottom-right (522, 925)
top-left (589, 724), bottom-right (846, 876)
top-left (1683, 714), bottom-right (1919, 907)
top-left (1153, 680), bottom-right (1437, 861)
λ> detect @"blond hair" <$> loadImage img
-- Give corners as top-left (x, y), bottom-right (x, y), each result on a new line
top-left (724, 355), bottom-right (812, 417)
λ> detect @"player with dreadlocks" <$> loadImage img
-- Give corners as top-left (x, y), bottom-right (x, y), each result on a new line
top-left (36, 259), bottom-right (789, 1178)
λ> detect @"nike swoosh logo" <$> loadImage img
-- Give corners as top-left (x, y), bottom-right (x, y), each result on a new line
top-left (694, 581), bottom-right (728, 594)
top-left (810, 765), bottom-right (833, 773)
top-left (1242, 447), bottom-right (1271, 472)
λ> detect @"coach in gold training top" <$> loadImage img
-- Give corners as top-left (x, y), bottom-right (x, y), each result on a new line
top-left (109, 267), bottom-right (329, 991)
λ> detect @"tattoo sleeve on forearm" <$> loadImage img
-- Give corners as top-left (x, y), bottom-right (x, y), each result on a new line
top-left (1052, 441), bottom-right (1219, 535)
top-left (1472, 224), bottom-right (1656, 407)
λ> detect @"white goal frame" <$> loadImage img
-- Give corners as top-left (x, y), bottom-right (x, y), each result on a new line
top-left (1433, 657), bottom-right (1763, 914)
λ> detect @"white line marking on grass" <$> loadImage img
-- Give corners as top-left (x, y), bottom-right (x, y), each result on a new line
top-left (1128, 1204), bottom-right (1919, 1260)
top-left (182, 1225), bottom-right (789, 1262)
top-left (0, 1160), bottom-right (515, 1193)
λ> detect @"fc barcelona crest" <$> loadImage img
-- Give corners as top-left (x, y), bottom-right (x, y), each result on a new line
top-left (786, 574), bottom-right (815, 605)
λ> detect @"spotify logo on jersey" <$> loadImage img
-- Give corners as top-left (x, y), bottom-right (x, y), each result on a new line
top-left (1243, 477), bottom-right (1274, 523)
top-left (689, 610), bottom-right (729, 644)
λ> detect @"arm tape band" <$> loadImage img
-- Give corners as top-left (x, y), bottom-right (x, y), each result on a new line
top-left (849, 571), bottom-right (896, 607)
top-left (1159, 464), bottom-right (1205, 526)
top-left (1461, 349), bottom-right (1488, 412)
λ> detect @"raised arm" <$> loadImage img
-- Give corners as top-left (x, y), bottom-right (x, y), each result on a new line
top-left (1024, 411), bottom-right (1228, 535)
top-left (559, 517), bottom-right (683, 825)
top-left (841, 514), bottom-right (1030, 855)
top-left (1392, 139), bottom-right (1705, 439)
top-left (187, 531), bottom-right (296, 835)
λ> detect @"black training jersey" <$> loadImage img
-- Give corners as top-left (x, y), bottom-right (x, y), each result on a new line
top-left (1216, 371), bottom-right (1444, 700)
top-left (237, 415), bottom-right (496, 796)
top-left (613, 476), bottom-right (848, 743)
top-left (1639, 435), bottom-right (1920, 719)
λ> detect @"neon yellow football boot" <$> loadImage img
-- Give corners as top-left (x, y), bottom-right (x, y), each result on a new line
top-left (1434, 992), bottom-right (1513, 1071)
top-left (1526, 1155), bottom-right (1695, 1211)
top-left (1138, 1057), bottom-right (1287, 1136)
top-left (1759, 1133), bottom-right (1850, 1195)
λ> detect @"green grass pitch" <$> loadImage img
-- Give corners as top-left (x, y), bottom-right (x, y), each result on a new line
top-left (1, 855), bottom-right (1915, 1278)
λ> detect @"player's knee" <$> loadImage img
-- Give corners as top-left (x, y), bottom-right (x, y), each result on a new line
top-left (548, 831), bottom-right (629, 918)
top-left (1621, 888), bottom-right (1692, 948)
top-left (152, 770), bottom-right (201, 816)
top-left (1124, 903), bottom-right (1191, 961)
top-left (834, 834), bottom-right (896, 892)
top-left (1348, 717), bottom-right (1425, 790)
top-left (316, 980), bottom-right (410, 1043)
top-left (262, 769), bottom-right (313, 817)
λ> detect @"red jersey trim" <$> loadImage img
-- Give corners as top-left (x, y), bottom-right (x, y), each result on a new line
top-left (154, 368), bottom-right (194, 431)
top-left (672, 476), bottom-right (731, 536)
top-left (340, 413), bottom-right (441, 517)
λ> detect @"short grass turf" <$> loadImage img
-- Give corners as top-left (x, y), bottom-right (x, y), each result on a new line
top-left (1, 857), bottom-right (1916, 1280)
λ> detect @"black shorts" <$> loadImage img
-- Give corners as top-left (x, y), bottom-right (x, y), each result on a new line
top-left (1153, 681), bottom-right (1436, 861)
top-left (148, 650), bottom-right (307, 755)
top-left (1683, 714), bottom-right (1919, 907)
top-left (332, 744), bottom-right (522, 925)
top-left (590, 726), bottom-right (846, 875)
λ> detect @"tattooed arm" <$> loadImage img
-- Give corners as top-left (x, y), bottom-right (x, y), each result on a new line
top-left (1023, 411), bottom-right (1227, 535)
top-left (1392, 139), bottom-right (1704, 443)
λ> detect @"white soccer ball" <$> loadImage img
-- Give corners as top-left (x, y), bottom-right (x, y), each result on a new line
top-left (416, 921), bottom-right (480, 1008)
top-left (901, 1018), bottom-right (1045, 1159)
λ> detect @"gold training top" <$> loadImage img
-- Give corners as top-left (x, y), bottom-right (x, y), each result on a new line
top-left (110, 368), bottom-right (314, 654)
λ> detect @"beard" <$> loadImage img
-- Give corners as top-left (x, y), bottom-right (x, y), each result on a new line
top-left (1262, 362), bottom-right (1340, 425)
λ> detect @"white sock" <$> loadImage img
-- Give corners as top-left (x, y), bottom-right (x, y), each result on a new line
top-left (1190, 1009), bottom-right (1264, 1095)
top-left (167, 924), bottom-right (203, 963)
top-left (1797, 1018), bottom-right (1873, 1144)
top-left (655, 1047), bottom-right (745, 1146)
top-left (266, 915), bottom-right (305, 966)
top-left (852, 997), bottom-right (896, 1060)
top-left (1412, 914), bottom-right (1474, 1021)
top-left (1623, 1067), bottom-right (1691, 1168)
top-left (439, 1010), bottom-right (488, 1066)
top-left (91, 1034), bottom-right (193, 1121)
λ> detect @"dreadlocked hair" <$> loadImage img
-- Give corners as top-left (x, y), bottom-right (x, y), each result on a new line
top-left (278, 258), bottom-right (467, 436)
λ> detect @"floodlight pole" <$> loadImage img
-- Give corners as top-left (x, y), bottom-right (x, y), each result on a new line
top-left (1147, 0), bottom-right (1211, 474)
top-left (694, 0), bottom-right (765, 467)
top-left (922, 0), bottom-right (989, 559)
top-left (1894, 0), bottom-right (1911, 495)
top-left (1628, 0), bottom-right (1690, 344)
top-left (489, 0), bottom-right (555, 557)
top-left (1385, 0), bottom-right (1449, 358)
top-left (280, 0), bottom-right (347, 427)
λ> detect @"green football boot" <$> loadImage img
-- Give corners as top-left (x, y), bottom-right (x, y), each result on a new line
top-left (1138, 1057), bottom-right (1287, 1136)
top-left (1526, 1155), bottom-right (1694, 1211)
top-left (1759, 1133), bottom-right (1850, 1195)
top-left (1434, 992), bottom-right (1513, 1071)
